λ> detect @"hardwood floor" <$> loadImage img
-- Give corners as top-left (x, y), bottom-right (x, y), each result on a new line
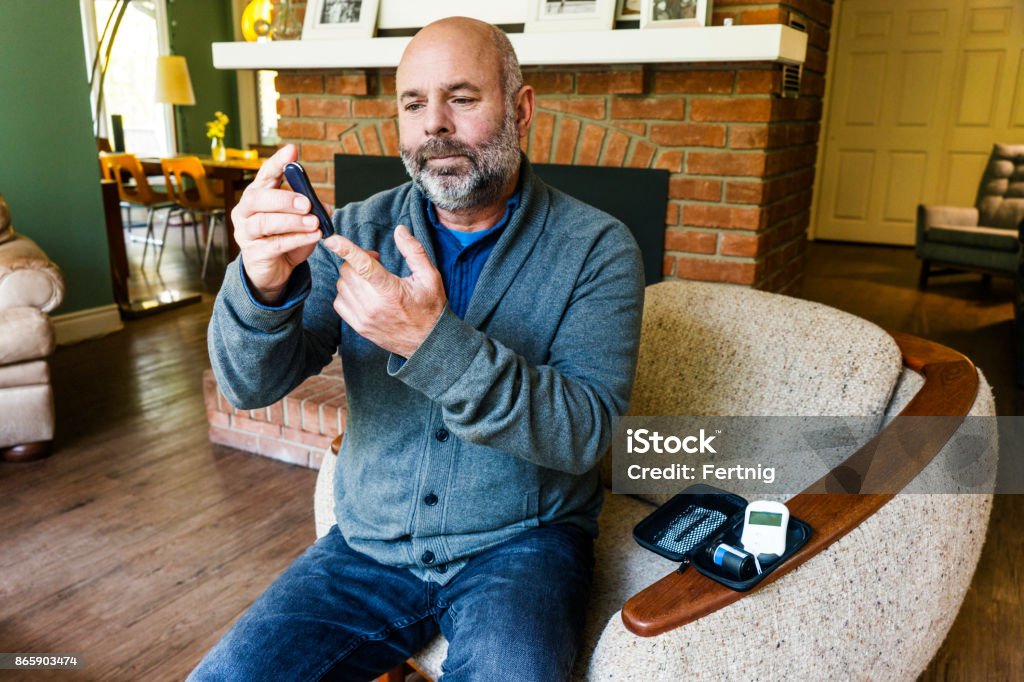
top-left (800, 241), bottom-right (1021, 416)
top-left (0, 233), bottom-right (1019, 680)
top-left (121, 209), bottom-right (226, 303)
top-left (1, 223), bottom-right (317, 681)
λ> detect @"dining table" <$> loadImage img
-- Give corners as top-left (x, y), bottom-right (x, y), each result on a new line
top-left (139, 154), bottom-right (267, 261)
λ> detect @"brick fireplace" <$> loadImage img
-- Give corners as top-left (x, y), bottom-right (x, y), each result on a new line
top-left (206, 0), bottom-right (835, 467)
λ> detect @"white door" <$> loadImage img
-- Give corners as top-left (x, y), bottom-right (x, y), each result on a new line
top-left (816, 0), bottom-right (1024, 245)
top-left (940, 0), bottom-right (1024, 207)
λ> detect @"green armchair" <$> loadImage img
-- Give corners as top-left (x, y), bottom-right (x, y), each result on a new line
top-left (916, 143), bottom-right (1023, 288)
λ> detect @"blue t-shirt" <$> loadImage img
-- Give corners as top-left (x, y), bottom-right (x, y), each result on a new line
top-left (426, 191), bottom-right (520, 319)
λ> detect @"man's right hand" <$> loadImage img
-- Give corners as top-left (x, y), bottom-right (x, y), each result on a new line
top-left (233, 144), bottom-right (323, 305)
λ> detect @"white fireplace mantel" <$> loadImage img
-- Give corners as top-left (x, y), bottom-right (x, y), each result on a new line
top-left (212, 25), bottom-right (807, 71)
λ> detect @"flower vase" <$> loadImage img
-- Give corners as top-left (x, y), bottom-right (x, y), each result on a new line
top-left (271, 0), bottom-right (302, 40)
top-left (211, 137), bottom-right (226, 161)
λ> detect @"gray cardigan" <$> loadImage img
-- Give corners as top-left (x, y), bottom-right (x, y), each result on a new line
top-left (208, 159), bottom-right (645, 583)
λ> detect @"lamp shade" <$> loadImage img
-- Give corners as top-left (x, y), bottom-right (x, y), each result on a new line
top-left (154, 55), bottom-right (195, 106)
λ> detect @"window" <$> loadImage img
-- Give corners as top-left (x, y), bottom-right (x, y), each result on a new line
top-left (257, 69), bottom-right (280, 145)
top-left (88, 0), bottom-right (173, 156)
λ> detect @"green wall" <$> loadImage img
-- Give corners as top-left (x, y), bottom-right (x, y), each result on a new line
top-left (168, 0), bottom-right (240, 153)
top-left (0, 0), bottom-right (113, 315)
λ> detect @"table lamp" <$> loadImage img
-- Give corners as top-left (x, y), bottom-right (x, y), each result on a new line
top-left (154, 55), bottom-right (195, 153)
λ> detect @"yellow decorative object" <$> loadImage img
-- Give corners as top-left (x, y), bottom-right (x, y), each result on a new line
top-left (206, 111), bottom-right (230, 160)
top-left (241, 0), bottom-right (274, 42)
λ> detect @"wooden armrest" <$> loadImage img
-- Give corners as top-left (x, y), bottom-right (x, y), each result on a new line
top-left (331, 434), bottom-right (342, 455)
top-left (621, 331), bottom-right (979, 637)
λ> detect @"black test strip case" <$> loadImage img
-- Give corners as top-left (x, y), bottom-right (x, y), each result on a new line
top-left (632, 484), bottom-right (813, 592)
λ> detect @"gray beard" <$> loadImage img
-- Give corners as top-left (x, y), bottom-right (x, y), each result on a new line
top-left (399, 112), bottom-right (521, 211)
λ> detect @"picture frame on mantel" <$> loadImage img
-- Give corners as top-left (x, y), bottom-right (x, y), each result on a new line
top-left (302, 0), bottom-right (380, 40)
top-left (525, 0), bottom-right (617, 33)
top-left (377, 0), bottom-right (527, 30)
top-left (639, 0), bottom-right (711, 28)
top-left (616, 0), bottom-right (642, 21)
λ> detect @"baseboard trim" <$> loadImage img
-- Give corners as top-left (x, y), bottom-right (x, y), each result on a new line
top-left (53, 304), bottom-right (124, 345)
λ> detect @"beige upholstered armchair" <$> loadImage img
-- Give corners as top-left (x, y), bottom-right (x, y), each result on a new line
top-left (916, 143), bottom-right (1023, 288)
top-left (0, 192), bottom-right (65, 462)
top-left (314, 281), bottom-right (996, 680)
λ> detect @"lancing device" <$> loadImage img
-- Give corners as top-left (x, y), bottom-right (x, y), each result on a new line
top-left (283, 161), bottom-right (333, 239)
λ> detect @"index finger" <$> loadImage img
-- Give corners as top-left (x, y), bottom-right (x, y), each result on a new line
top-left (324, 235), bottom-right (392, 286)
top-left (251, 143), bottom-right (299, 190)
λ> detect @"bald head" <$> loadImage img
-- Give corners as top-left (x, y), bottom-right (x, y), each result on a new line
top-left (407, 16), bottom-right (498, 48)
top-left (399, 17), bottom-right (523, 107)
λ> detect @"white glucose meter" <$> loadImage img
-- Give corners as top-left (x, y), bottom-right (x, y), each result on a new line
top-left (739, 500), bottom-right (789, 557)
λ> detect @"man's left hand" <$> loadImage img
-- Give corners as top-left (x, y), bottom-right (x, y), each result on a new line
top-left (323, 225), bottom-right (447, 359)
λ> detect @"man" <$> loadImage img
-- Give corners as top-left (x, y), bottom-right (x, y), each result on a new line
top-left (192, 16), bottom-right (644, 681)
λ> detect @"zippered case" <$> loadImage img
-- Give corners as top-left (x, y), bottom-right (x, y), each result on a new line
top-left (632, 484), bottom-right (812, 592)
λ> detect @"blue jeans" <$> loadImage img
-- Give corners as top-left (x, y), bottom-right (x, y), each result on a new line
top-left (188, 523), bottom-right (594, 681)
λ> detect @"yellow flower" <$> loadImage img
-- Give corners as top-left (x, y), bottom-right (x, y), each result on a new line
top-left (205, 111), bottom-right (231, 139)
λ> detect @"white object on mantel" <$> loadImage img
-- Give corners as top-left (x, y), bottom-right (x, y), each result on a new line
top-left (211, 24), bottom-right (807, 71)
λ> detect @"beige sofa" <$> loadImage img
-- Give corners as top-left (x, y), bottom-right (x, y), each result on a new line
top-left (314, 280), bottom-right (996, 681)
top-left (0, 192), bottom-right (65, 462)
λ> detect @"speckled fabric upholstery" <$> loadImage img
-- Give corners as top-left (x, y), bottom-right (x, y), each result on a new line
top-left (312, 281), bottom-right (995, 681)
top-left (883, 367), bottom-right (925, 420)
top-left (629, 282), bottom-right (903, 418)
top-left (602, 281), bottom-right (903, 507)
top-left (314, 446), bottom-right (336, 539)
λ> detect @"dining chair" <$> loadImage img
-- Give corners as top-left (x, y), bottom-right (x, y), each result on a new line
top-left (99, 152), bottom-right (180, 266)
top-left (224, 147), bottom-right (259, 161)
top-left (95, 138), bottom-right (113, 180)
top-left (249, 143), bottom-right (279, 158)
top-left (216, 149), bottom-right (258, 195)
top-left (160, 156), bottom-right (225, 278)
